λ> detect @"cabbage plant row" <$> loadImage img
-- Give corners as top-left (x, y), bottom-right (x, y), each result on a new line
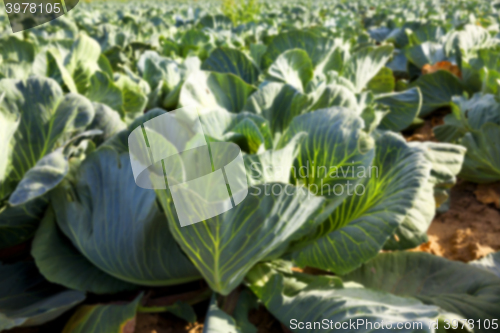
top-left (0, 0), bottom-right (500, 332)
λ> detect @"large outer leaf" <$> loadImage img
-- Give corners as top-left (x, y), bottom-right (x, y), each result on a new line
top-left (202, 47), bottom-right (260, 85)
top-left (0, 199), bottom-right (47, 250)
top-left (0, 93), bottom-right (19, 187)
top-left (32, 207), bottom-right (138, 294)
top-left (50, 148), bottom-right (201, 286)
top-left (377, 88), bottom-right (422, 132)
top-left (266, 49), bottom-right (314, 92)
top-left (341, 45), bottom-right (394, 93)
top-left (277, 107), bottom-right (375, 206)
top-left (385, 142), bottom-right (465, 250)
top-left (157, 184), bottom-right (324, 295)
top-left (0, 262), bottom-right (85, 331)
top-left (0, 77), bottom-right (94, 248)
top-left (292, 133), bottom-right (431, 275)
top-left (471, 251), bottom-right (500, 278)
top-left (343, 252), bottom-right (500, 332)
top-left (410, 71), bottom-right (464, 116)
top-left (0, 77), bottom-right (94, 202)
top-left (62, 294), bottom-right (142, 333)
top-left (458, 123), bottom-right (500, 183)
top-left (246, 262), bottom-right (459, 333)
top-left (179, 71), bottom-right (256, 113)
top-left (8, 150), bottom-right (68, 206)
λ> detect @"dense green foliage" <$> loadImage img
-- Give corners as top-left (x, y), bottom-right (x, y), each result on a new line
top-left (1, 0), bottom-right (500, 332)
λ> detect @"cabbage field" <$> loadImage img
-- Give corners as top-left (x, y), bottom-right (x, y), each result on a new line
top-left (1, 0), bottom-right (500, 332)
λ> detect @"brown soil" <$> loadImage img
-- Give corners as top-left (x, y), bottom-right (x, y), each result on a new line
top-left (404, 108), bottom-right (448, 142)
top-left (134, 313), bottom-right (203, 333)
top-left (132, 305), bottom-right (285, 333)
top-left (413, 180), bottom-right (500, 262)
top-left (249, 306), bottom-right (287, 333)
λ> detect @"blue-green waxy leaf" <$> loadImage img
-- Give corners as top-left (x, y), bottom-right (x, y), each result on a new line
top-left (0, 77), bottom-right (94, 201)
top-left (202, 47), bottom-right (260, 85)
top-left (9, 149), bottom-right (68, 206)
top-left (114, 74), bottom-right (148, 120)
top-left (384, 141), bottom-right (465, 250)
top-left (244, 82), bottom-right (310, 136)
top-left (86, 71), bottom-right (147, 121)
top-left (277, 107), bottom-right (375, 205)
top-left (377, 87), bottom-right (422, 131)
top-left (46, 50), bottom-right (78, 93)
top-left (433, 93), bottom-right (500, 182)
top-left (410, 70), bottom-right (464, 116)
top-left (308, 84), bottom-right (358, 112)
top-left (445, 25), bottom-right (500, 62)
top-left (198, 108), bottom-right (272, 154)
top-left (0, 198), bottom-right (47, 250)
top-left (0, 77), bottom-right (94, 248)
top-left (157, 184), bottom-right (324, 295)
top-left (244, 133), bottom-right (305, 187)
top-left (260, 31), bottom-right (340, 70)
top-left (202, 291), bottom-right (258, 333)
top-left (0, 36), bottom-right (36, 79)
top-left (0, 261), bottom-right (85, 331)
top-left (250, 44), bottom-right (267, 69)
top-left (341, 45), bottom-right (394, 93)
top-left (246, 262), bottom-right (461, 333)
top-left (87, 102), bottom-right (127, 145)
top-left (406, 42), bottom-right (446, 68)
top-left (50, 148), bottom-right (201, 286)
top-left (32, 207), bottom-right (138, 294)
top-left (179, 71), bottom-right (256, 113)
top-left (137, 51), bottom-right (184, 109)
top-left (62, 294), bottom-right (142, 333)
top-left (266, 49), bottom-right (314, 92)
top-left (343, 252), bottom-right (500, 332)
top-left (87, 71), bottom-right (124, 112)
top-left (64, 34), bottom-right (102, 95)
top-left (180, 29), bottom-right (214, 58)
top-left (470, 251), bottom-right (500, 278)
top-left (0, 77), bottom-right (94, 196)
top-left (410, 24), bottom-right (445, 44)
top-left (0, 93), bottom-right (19, 186)
top-left (459, 123), bottom-right (500, 183)
top-left (292, 133), bottom-right (431, 275)
top-left (198, 14), bottom-right (233, 30)
top-left (203, 294), bottom-right (242, 333)
top-left (434, 93), bottom-right (500, 143)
